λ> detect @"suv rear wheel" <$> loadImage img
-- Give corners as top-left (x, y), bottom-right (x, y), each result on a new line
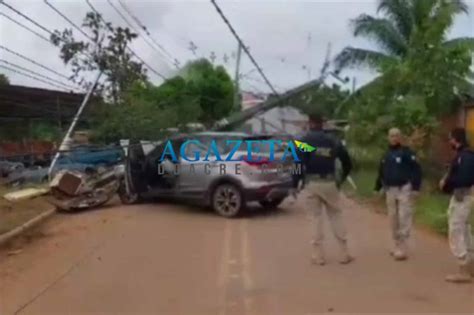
top-left (212, 183), bottom-right (243, 217)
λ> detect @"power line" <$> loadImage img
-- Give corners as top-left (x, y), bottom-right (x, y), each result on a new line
top-left (209, 0), bottom-right (278, 95)
top-left (116, 0), bottom-right (179, 67)
top-left (0, 12), bottom-right (50, 42)
top-left (0, 5), bottom-right (91, 89)
top-left (0, 64), bottom-right (74, 91)
top-left (0, 59), bottom-right (78, 91)
top-left (105, 0), bottom-right (174, 69)
top-left (85, 0), bottom-right (167, 80)
top-left (43, 0), bottom-right (93, 41)
top-left (0, 45), bottom-right (71, 80)
top-left (0, 0), bottom-right (53, 36)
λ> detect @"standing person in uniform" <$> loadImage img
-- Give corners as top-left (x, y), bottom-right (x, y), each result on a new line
top-left (375, 128), bottom-right (422, 261)
top-left (301, 115), bottom-right (353, 265)
top-left (439, 128), bottom-right (474, 283)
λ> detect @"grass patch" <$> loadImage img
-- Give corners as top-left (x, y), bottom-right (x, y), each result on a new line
top-left (347, 167), bottom-right (472, 236)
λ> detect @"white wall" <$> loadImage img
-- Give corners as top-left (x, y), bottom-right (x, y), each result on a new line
top-left (245, 106), bottom-right (308, 135)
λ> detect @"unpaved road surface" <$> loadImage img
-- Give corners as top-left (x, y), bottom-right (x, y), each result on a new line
top-left (0, 194), bottom-right (473, 315)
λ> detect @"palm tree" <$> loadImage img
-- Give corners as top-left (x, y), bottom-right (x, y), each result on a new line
top-left (335, 0), bottom-right (474, 71)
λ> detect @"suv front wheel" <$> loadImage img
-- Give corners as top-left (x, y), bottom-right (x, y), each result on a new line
top-left (211, 183), bottom-right (244, 217)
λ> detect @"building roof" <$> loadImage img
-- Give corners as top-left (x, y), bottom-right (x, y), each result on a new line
top-left (0, 84), bottom-right (94, 119)
top-left (241, 91), bottom-right (266, 110)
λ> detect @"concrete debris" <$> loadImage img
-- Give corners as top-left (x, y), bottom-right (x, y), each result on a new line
top-left (48, 165), bottom-right (124, 212)
top-left (3, 188), bottom-right (49, 201)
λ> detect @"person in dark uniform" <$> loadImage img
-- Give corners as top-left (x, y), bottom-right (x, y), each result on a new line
top-left (439, 128), bottom-right (474, 283)
top-left (300, 114), bottom-right (353, 265)
top-left (375, 128), bottom-right (422, 261)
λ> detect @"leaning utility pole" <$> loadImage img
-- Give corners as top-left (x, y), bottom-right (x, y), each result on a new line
top-left (48, 72), bottom-right (102, 178)
top-left (233, 42), bottom-right (242, 110)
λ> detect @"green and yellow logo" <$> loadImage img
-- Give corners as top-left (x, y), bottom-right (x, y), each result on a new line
top-left (294, 140), bottom-right (317, 153)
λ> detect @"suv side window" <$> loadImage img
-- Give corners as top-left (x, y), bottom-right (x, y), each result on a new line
top-left (147, 138), bottom-right (185, 164)
top-left (183, 140), bottom-right (208, 161)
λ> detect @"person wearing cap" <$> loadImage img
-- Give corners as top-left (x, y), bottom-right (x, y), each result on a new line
top-left (375, 128), bottom-right (422, 261)
top-left (439, 127), bottom-right (474, 283)
top-left (300, 114), bottom-right (353, 265)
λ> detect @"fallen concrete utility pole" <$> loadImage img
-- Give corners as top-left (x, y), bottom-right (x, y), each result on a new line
top-left (48, 72), bottom-right (102, 178)
top-left (214, 77), bottom-right (325, 131)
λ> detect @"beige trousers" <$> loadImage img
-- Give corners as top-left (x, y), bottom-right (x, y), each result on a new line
top-left (306, 181), bottom-right (348, 248)
top-left (385, 183), bottom-right (413, 246)
top-left (448, 188), bottom-right (474, 266)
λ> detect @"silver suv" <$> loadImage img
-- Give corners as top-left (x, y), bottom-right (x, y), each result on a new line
top-left (118, 132), bottom-right (296, 217)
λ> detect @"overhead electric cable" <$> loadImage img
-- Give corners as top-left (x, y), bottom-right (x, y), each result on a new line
top-left (0, 45), bottom-right (71, 80)
top-left (0, 59), bottom-right (78, 90)
top-left (0, 12), bottom-right (50, 42)
top-left (85, 0), bottom-right (168, 80)
top-left (0, 64), bottom-right (74, 91)
top-left (43, 0), bottom-right (93, 41)
top-left (209, 0), bottom-right (278, 95)
top-left (116, 0), bottom-right (178, 66)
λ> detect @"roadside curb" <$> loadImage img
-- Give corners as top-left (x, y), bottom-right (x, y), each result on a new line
top-left (0, 208), bottom-right (56, 247)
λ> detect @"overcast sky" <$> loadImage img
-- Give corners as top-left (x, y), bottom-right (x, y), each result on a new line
top-left (1, 0), bottom-right (473, 94)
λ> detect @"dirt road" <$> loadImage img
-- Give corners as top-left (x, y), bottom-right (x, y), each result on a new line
top-left (0, 194), bottom-right (473, 314)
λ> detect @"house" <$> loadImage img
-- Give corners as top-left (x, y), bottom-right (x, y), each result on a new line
top-left (430, 97), bottom-right (474, 167)
top-left (238, 91), bottom-right (308, 135)
top-left (0, 84), bottom-right (95, 141)
top-left (0, 84), bottom-right (97, 161)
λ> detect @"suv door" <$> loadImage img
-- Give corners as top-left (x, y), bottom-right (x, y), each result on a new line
top-left (177, 138), bottom-right (212, 194)
top-left (126, 140), bottom-right (148, 194)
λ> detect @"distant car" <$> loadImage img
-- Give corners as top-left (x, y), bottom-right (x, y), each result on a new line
top-left (118, 132), bottom-right (295, 217)
top-left (6, 162), bottom-right (98, 186)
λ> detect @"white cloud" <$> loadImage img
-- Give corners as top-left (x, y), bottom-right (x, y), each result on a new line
top-left (0, 0), bottom-right (473, 93)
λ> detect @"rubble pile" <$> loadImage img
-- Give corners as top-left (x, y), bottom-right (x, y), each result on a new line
top-left (48, 166), bottom-right (124, 211)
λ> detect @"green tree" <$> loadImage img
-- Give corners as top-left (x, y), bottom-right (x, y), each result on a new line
top-left (92, 58), bottom-right (235, 141)
top-left (51, 12), bottom-right (147, 103)
top-left (0, 73), bottom-right (10, 85)
top-left (335, 0), bottom-right (473, 72)
top-left (336, 0), bottom-right (474, 150)
top-left (181, 59), bottom-right (234, 127)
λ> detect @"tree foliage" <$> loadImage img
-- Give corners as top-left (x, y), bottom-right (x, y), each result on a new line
top-left (92, 59), bottom-right (234, 142)
top-left (335, 0), bottom-right (474, 149)
top-left (335, 0), bottom-right (473, 72)
top-left (180, 59), bottom-right (234, 126)
top-left (51, 12), bottom-right (147, 102)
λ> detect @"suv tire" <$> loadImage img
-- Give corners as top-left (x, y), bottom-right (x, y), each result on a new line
top-left (211, 183), bottom-right (244, 217)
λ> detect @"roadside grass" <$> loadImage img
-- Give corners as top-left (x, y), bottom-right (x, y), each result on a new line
top-left (347, 167), bottom-right (472, 236)
top-left (0, 185), bottom-right (52, 235)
